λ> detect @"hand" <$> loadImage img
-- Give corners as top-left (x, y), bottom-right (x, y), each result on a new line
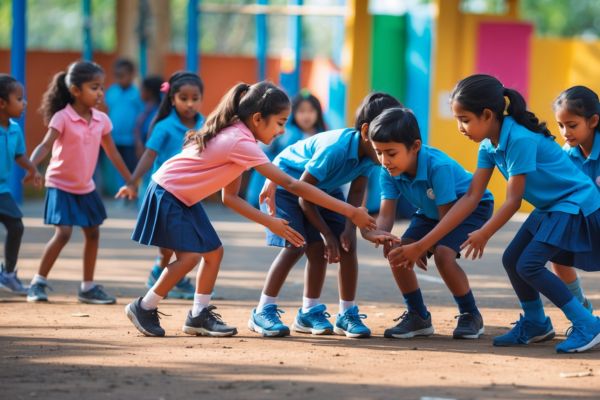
top-left (387, 242), bottom-right (427, 270)
top-left (323, 233), bottom-right (341, 263)
top-left (23, 168), bottom-right (43, 188)
top-left (268, 217), bottom-right (305, 248)
top-left (339, 226), bottom-right (356, 253)
top-left (361, 229), bottom-right (401, 247)
top-left (115, 183), bottom-right (137, 200)
top-left (460, 229), bottom-right (490, 260)
top-left (259, 179), bottom-right (277, 216)
top-left (349, 206), bottom-right (376, 231)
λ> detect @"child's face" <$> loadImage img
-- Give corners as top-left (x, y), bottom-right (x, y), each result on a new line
top-left (252, 107), bottom-right (291, 145)
top-left (555, 106), bottom-right (599, 148)
top-left (172, 84), bottom-right (203, 120)
top-left (0, 83), bottom-right (26, 119)
top-left (451, 101), bottom-right (493, 143)
top-left (114, 67), bottom-right (134, 88)
top-left (371, 140), bottom-right (420, 177)
top-left (294, 100), bottom-right (318, 133)
top-left (72, 74), bottom-right (105, 109)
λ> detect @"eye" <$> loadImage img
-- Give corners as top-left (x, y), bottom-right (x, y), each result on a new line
top-left (568, 124), bottom-right (578, 129)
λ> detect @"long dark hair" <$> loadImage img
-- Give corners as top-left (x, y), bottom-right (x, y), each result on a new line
top-left (369, 107), bottom-right (421, 148)
top-left (0, 74), bottom-right (19, 101)
top-left (185, 81), bottom-right (290, 151)
top-left (450, 74), bottom-right (552, 137)
top-left (354, 92), bottom-right (402, 131)
top-left (290, 91), bottom-right (327, 133)
top-left (151, 71), bottom-right (204, 131)
top-left (553, 86), bottom-right (600, 132)
top-left (39, 61), bottom-right (104, 125)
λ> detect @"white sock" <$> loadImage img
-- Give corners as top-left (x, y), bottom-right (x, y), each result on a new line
top-left (81, 281), bottom-right (95, 292)
top-left (257, 292), bottom-right (277, 313)
top-left (31, 274), bottom-right (47, 286)
top-left (191, 293), bottom-right (212, 317)
top-left (302, 296), bottom-right (320, 313)
top-left (140, 290), bottom-right (163, 310)
top-left (339, 299), bottom-right (355, 314)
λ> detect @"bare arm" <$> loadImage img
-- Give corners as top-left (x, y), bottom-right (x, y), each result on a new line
top-left (128, 148), bottom-right (157, 184)
top-left (101, 133), bottom-right (133, 183)
top-left (15, 154), bottom-right (42, 188)
top-left (30, 128), bottom-right (60, 167)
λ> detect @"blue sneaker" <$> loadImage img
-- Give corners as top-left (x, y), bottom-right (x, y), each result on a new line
top-left (334, 305), bottom-right (371, 338)
top-left (556, 317), bottom-right (600, 353)
top-left (583, 297), bottom-right (594, 314)
top-left (147, 265), bottom-right (195, 300)
top-left (293, 304), bottom-right (334, 335)
top-left (27, 282), bottom-right (51, 302)
top-left (248, 304), bottom-right (290, 337)
top-left (0, 266), bottom-right (28, 296)
top-left (493, 315), bottom-right (555, 346)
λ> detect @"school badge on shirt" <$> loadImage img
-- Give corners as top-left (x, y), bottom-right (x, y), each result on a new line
top-left (426, 188), bottom-right (435, 200)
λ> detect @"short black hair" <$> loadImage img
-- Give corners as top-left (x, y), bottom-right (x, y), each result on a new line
top-left (113, 58), bottom-right (135, 73)
top-left (369, 107), bottom-right (422, 148)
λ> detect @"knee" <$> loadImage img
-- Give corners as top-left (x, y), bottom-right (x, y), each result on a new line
top-left (286, 244), bottom-right (307, 258)
top-left (203, 246), bottom-right (224, 265)
top-left (433, 247), bottom-right (455, 270)
top-left (10, 219), bottom-right (24, 238)
top-left (83, 227), bottom-right (100, 242)
top-left (54, 227), bottom-right (73, 244)
top-left (502, 248), bottom-right (517, 272)
top-left (515, 258), bottom-right (539, 282)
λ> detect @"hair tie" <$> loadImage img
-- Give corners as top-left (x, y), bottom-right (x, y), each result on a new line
top-left (160, 81), bottom-right (170, 93)
top-left (300, 88), bottom-right (311, 99)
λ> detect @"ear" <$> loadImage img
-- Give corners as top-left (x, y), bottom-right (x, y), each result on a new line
top-left (360, 123), bottom-right (369, 141)
top-left (69, 85), bottom-right (80, 98)
top-left (482, 108), bottom-right (494, 122)
top-left (0, 98), bottom-right (6, 109)
top-left (411, 139), bottom-right (422, 153)
top-left (589, 114), bottom-right (599, 130)
top-left (251, 112), bottom-right (263, 127)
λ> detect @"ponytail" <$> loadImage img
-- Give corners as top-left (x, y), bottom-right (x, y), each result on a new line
top-left (503, 88), bottom-right (551, 136)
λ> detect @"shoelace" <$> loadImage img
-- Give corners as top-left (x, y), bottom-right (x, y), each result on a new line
top-left (34, 282), bottom-right (53, 292)
top-left (345, 311), bottom-right (367, 327)
top-left (262, 307), bottom-right (285, 324)
top-left (205, 305), bottom-right (226, 324)
top-left (149, 309), bottom-right (170, 322)
top-left (393, 311), bottom-right (410, 323)
top-left (454, 313), bottom-right (475, 328)
top-left (310, 311), bottom-right (331, 323)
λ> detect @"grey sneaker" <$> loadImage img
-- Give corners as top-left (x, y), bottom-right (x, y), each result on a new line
top-left (27, 282), bottom-right (51, 302)
top-left (125, 297), bottom-right (166, 337)
top-left (182, 305), bottom-right (237, 337)
top-left (453, 312), bottom-right (485, 339)
top-left (0, 267), bottom-right (28, 296)
top-left (78, 285), bottom-right (116, 304)
top-left (384, 310), bottom-right (434, 339)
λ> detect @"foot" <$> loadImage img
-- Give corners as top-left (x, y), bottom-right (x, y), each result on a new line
top-left (453, 312), bottom-right (485, 339)
top-left (27, 282), bottom-right (50, 302)
top-left (248, 304), bottom-right (290, 337)
top-left (182, 305), bottom-right (237, 337)
top-left (124, 297), bottom-right (165, 337)
top-left (384, 310), bottom-right (434, 339)
top-left (78, 285), bottom-right (116, 305)
top-left (292, 304), bottom-right (333, 335)
top-left (493, 314), bottom-right (555, 346)
top-left (0, 267), bottom-right (28, 296)
top-left (556, 317), bottom-right (600, 353)
top-left (334, 306), bottom-right (371, 338)
top-left (147, 265), bottom-right (195, 300)
top-left (583, 297), bottom-right (594, 314)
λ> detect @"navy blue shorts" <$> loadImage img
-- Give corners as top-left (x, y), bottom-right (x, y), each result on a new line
top-left (261, 187), bottom-right (346, 247)
top-left (402, 200), bottom-right (494, 257)
top-left (0, 192), bottom-right (23, 219)
top-left (44, 187), bottom-right (107, 227)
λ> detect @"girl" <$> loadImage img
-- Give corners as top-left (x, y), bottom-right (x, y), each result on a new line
top-left (128, 72), bottom-right (205, 300)
top-left (362, 107), bottom-right (494, 340)
top-left (27, 61), bottom-right (133, 304)
top-left (118, 81), bottom-right (375, 337)
top-left (249, 93), bottom-right (400, 339)
top-left (391, 74), bottom-right (600, 353)
top-left (551, 86), bottom-right (599, 313)
top-left (246, 90), bottom-right (327, 207)
top-left (0, 74), bottom-right (42, 294)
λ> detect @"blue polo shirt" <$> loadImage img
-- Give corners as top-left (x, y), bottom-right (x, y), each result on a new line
top-left (274, 128), bottom-right (376, 192)
top-left (477, 116), bottom-right (600, 216)
top-left (145, 109), bottom-right (205, 174)
top-left (563, 131), bottom-right (600, 191)
top-left (380, 145), bottom-right (494, 220)
top-left (0, 120), bottom-right (26, 194)
top-left (105, 84), bottom-right (144, 146)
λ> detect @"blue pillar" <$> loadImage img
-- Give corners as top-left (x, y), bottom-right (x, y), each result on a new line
top-left (256, 0), bottom-right (268, 81)
top-left (82, 0), bottom-right (93, 61)
top-left (186, 0), bottom-right (200, 72)
top-left (138, 0), bottom-right (150, 78)
top-left (9, 0), bottom-right (27, 203)
top-left (279, 0), bottom-right (302, 97)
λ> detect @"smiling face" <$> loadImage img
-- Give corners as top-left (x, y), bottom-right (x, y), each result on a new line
top-left (371, 140), bottom-right (420, 177)
top-left (0, 83), bottom-right (26, 119)
top-left (451, 100), bottom-right (495, 143)
top-left (250, 107), bottom-right (291, 145)
top-left (172, 84), bottom-right (203, 121)
top-left (554, 105), bottom-right (599, 148)
top-left (72, 74), bottom-right (105, 109)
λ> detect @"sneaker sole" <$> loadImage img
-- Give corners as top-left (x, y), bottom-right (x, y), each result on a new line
top-left (292, 321), bottom-right (333, 335)
top-left (493, 329), bottom-right (555, 347)
top-left (124, 303), bottom-right (164, 337)
top-left (385, 326), bottom-right (435, 339)
top-left (182, 325), bottom-right (237, 337)
top-left (247, 319), bottom-right (290, 337)
top-left (0, 285), bottom-right (28, 296)
top-left (26, 295), bottom-right (48, 303)
top-left (333, 326), bottom-right (370, 338)
top-left (557, 331), bottom-right (600, 353)
top-left (453, 326), bottom-right (485, 340)
top-left (78, 296), bottom-right (116, 305)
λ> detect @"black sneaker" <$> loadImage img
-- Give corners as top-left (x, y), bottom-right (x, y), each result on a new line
top-left (182, 305), bottom-right (237, 337)
top-left (125, 297), bottom-right (166, 337)
top-left (453, 312), bottom-right (484, 339)
top-left (78, 285), bottom-right (116, 304)
top-left (384, 310), bottom-right (434, 339)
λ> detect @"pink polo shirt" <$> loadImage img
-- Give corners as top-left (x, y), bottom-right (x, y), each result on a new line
top-left (153, 121), bottom-right (270, 206)
top-left (45, 104), bottom-right (112, 194)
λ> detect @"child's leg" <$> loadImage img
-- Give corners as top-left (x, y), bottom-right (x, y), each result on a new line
top-left (0, 215), bottom-right (24, 273)
top-left (337, 242), bottom-right (358, 312)
top-left (303, 240), bottom-right (327, 305)
top-left (36, 225), bottom-right (73, 278)
top-left (433, 246), bottom-right (478, 314)
top-left (258, 246), bottom-right (305, 306)
top-left (157, 247), bottom-right (174, 268)
top-left (388, 239), bottom-right (429, 319)
top-left (148, 251), bottom-right (203, 299)
top-left (81, 226), bottom-right (100, 283)
top-left (552, 263), bottom-right (591, 310)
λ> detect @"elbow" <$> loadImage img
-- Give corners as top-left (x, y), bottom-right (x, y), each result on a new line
top-left (283, 178), bottom-right (302, 195)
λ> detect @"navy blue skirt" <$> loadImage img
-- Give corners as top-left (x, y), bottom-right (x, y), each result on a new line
top-left (0, 192), bottom-right (23, 219)
top-left (523, 208), bottom-right (600, 271)
top-left (44, 187), bottom-right (106, 227)
top-left (132, 181), bottom-right (222, 253)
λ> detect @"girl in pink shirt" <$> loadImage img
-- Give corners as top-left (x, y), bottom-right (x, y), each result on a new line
top-left (119, 81), bottom-right (377, 338)
top-left (28, 61), bottom-right (133, 305)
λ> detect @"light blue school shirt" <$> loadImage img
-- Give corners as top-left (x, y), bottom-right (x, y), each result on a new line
top-left (0, 120), bottom-right (26, 194)
top-left (145, 109), bottom-right (205, 174)
top-left (105, 84), bottom-right (144, 146)
top-left (563, 131), bottom-right (600, 192)
top-left (477, 116), bottom-right (600, 216)
top-left (274, 128), bottom-right (376, 192)
top-left (380, 145), bottom-right (494, 220)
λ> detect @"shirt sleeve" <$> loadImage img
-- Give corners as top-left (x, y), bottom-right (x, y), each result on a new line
top-left (48, 111), bottom-right (65, 134)
top-left (14, 126), bottom-right (26, 156)
top-left (145, 124), bottom-right (167, 152)
top-left (304, 147), bottom-right (345, 182)
top-left (476, 142), bottom-right (495, 169)
top-left (430, 165), bottom-right (458, 206)
top-left (506, 137), bottom-right (537, 176)
top-left (101, 113), bottom-right (113, 136)
top-left (379, 168), bottom-right (401, 200)
top-left (229, 137), bottom-right (270, 169)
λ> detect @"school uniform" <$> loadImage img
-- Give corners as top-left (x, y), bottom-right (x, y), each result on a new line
top-left (381, 145), bottom-right (494, 255)
top-left (563, 131), bottom-right (600, 190)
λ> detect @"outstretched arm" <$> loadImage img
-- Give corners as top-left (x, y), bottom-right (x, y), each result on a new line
top-left (30, 128), bottom-right (59, 167)
top-left (15, 155), bottom-right (42, 188)
top-left (101, 133), bottom-right (134, 198)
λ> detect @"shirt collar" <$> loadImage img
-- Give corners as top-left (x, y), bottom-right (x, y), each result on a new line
top-left (167, 109), bottom-right (204, 131)
top-left (398, 145), bottom-right (428, 182)
top-left (65, 104), bottom-right (101, 123)
top-left (233, 121), bottom-right (257, 141)
top-left (496, 116), bottom-right (514, 152)
top-left (347, 129), bottom-right (361, 161)
top-left (0, 119), bottom-right (19, 135)
top-left (565, 131), bottom-right (600, 162)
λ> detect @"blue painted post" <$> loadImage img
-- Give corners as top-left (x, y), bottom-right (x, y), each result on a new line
top-left (256, 0), bottom-right (268, 81)
top-left (186, 0), bottom-right (200, 72)
top-left (138, 0), bottom-right (150, 78)
top-left (82, 0), bottom-right (93, 61)
top-left (279, 0), bottom-right (302, 97)
top-left (9, 0), bottom-right (27, 203)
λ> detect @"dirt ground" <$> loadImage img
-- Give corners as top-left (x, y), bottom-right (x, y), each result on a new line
top-left (1, 200), bottom-right (599, 400)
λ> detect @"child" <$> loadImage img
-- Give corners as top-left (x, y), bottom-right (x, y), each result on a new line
top-left (362, 107), bottom-right (494, 339)
top-left (246, 90), bottom-right (327, 207)
top-left (128, 71), bottom-right (205, 300)
top-left (390, 74), bottom-right (600, 353)
top-left (248, 93), bottom-right (401, 338)
top-left (117, 81), bottom-right (375, 337)
top-left (0, 74), bottom-right (42, 294)
top-left (551, 86), bottom-right (598, 313)
top-left (27, 61), bottom-right (134, 304)
top-left (134, 75), bottom-right (163, 157)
